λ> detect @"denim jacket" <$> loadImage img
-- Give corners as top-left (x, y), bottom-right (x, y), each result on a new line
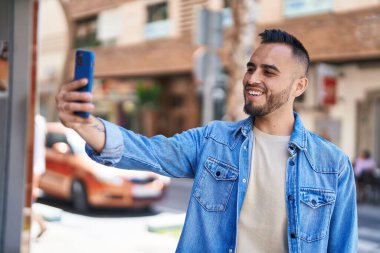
top-left (86, 112), bottom-right (358, 253)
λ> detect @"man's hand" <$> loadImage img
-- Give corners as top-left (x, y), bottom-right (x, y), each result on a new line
top-left (55, 79), bottom-right (105, 153)
top-left (55, 78), bottom-right (94, 130)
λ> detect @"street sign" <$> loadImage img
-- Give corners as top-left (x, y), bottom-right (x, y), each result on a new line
top-left (194, 7), bottom-right (223, 48)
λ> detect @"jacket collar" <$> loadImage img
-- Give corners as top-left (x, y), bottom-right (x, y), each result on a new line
top-left (289, 112), bottom-right (307, 150)
top-left (234, 112), bottom-right (307, 150)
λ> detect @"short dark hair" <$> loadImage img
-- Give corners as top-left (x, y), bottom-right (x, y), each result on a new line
top-left (362, 149), bottom-right (371, 159)
top-left (259, 29), bottom-right (310, 74)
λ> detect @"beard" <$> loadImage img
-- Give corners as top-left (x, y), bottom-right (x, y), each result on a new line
top-left (243, 82), bottom-right (293, 117)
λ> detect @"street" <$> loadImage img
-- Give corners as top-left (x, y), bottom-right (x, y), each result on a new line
top-left (31, 178), bottom-right (380, 253)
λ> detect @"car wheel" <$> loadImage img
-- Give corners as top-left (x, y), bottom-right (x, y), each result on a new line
top-left (71, 180), bottom-right (89, 213)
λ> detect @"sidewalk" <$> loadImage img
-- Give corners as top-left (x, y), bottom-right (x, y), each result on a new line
top-left (358, 203), bottom-right (380, 219)
top-left (30, 204), bottom-right (184, 253)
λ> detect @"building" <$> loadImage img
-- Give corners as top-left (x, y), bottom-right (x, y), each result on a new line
top-left (38, 0), bottom-right (380, 163)
top-left (59, 0), bottom-right (228, 137)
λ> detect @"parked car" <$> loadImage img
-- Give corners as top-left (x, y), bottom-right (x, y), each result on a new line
top-left (39, 122), bottom-right (170, 212)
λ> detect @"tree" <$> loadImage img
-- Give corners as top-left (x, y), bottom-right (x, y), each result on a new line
top-left (225, 0), bottom-right (257, 121)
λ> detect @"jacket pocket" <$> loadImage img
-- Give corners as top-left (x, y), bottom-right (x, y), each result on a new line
top-left (193, 156), bottom-right (238, 212)
top-left (299, 187), bottom-right (336, 242)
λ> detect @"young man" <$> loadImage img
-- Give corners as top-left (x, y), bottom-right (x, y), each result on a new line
top-left (56, 29), bottom-right (357, 252)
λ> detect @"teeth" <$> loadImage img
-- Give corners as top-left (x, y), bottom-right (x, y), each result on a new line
top-left (248, 90), bottom-right (263, 96)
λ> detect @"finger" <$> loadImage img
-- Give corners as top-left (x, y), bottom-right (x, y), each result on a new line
top-left (58, 102), bottom-right (94, 113)
top-left (61, 79), bottom-right (88, 92)
top-left (59, 112), bottom-right (92, 125)
top-left (63, 91), bottom-right (92, 102)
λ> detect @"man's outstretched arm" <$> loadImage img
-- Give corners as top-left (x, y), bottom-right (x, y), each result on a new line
top-left (56, 78), bottom-right (201, 178)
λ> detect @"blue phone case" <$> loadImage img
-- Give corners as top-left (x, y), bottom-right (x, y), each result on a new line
top-left (74, 49), bottom-right (95, 118)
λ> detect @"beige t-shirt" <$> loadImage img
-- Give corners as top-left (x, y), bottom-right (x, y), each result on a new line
top-left (236, 127), bottom-right (290, 253)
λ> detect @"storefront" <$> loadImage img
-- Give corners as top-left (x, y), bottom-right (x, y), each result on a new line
top-left (90, 74), bottom-right (199, 137)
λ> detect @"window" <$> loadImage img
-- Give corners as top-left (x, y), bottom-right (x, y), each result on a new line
top-left (220, 0), bottom-right (233, 27)
top-left (147, 2), bottom-right (168, 23)
top-left (97, 8), bottom-right (123, 46)
top-left (46, 132), bottom-right (67, 148)
top-left (170, 94), bottom-right (185, 108)
top-left (145, 2), bottom-right (170, 40)
top-left (223, 0), bottom-right (232, 8)
top-left (284, 0), bottom-right (333, 18)
top-left (74, 16), bottom-right (100, 48)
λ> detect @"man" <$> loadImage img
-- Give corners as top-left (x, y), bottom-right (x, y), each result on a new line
top-left (56, 29), bottom-right (357, 252)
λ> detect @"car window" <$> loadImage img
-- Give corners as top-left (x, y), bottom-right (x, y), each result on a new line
top-left (46, 132), bottom-right (68, 148)
top-left (46, 129), bottom-right (86, 154)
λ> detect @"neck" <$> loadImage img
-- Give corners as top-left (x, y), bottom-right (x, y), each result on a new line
top-left (253, 109), bottom-right (295, 136)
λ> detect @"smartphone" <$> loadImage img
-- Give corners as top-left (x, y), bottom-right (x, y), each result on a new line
top-left (74, 49), bottom-right (95, 118)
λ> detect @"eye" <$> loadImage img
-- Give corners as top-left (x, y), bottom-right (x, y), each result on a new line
top-left (246, 67), bottom-right (255, 74)
top-left (264, 70), bottom-right (275, 76)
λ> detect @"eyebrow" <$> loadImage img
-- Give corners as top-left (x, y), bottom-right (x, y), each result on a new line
top-left (246, 62), bottom-right (281, 73)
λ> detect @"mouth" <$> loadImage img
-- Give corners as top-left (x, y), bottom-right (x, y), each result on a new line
top-left (247, 90), bottom-right (263, 96)
top-left (245, 85), bottom-right (266, 99)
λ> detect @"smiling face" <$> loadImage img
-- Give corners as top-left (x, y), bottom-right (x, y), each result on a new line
top-left (243, 43), bottom-right (307, 117)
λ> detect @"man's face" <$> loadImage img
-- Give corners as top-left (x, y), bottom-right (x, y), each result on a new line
top-left (243, 43), bottom-right (303, 117)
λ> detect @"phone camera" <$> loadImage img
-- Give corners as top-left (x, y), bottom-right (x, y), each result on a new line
top-left (76, 52), bottom-right (83, 65)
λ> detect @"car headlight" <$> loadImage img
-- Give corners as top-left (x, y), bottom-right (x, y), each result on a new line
top-left (93, 169), bottom-right (124, 186)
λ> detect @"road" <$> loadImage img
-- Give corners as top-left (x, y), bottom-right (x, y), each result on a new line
top-left (31, 178), bottom-right (380, 253)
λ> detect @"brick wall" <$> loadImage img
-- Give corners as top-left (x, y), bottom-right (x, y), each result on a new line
top-left (66, 0), bottom-right (133, 19)
top-left (259, 6), bottom-right (380, 62)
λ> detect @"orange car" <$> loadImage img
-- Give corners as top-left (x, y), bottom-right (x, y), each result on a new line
top-left (39, 122), bottom-right (170, 212)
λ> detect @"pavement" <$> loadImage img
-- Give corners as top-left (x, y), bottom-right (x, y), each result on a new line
top-left (30, 204), bottom-right (184, 253)
top-left (357, 204), bottom-right (380, 253)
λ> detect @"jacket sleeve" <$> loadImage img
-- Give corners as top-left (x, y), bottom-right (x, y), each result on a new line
top-left (327, 156), bottom-right (358, 252)
top-left (85, 118), bottom-right (203, 178)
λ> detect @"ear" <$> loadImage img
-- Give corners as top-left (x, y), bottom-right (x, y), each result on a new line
top-left (293, 76), bottom-right (308, 98)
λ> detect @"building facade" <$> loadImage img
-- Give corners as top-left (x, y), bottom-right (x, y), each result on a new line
top-left (38, 0), bottom-right (380, 163)
top-left (61, 0), bottom-right (221, 137)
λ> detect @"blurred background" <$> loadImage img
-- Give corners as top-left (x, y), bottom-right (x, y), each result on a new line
top-left (1, 0), bottom-right (380, 252)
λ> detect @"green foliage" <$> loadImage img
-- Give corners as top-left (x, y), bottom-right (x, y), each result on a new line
top-left (149, 226), bottom-right (183, 240)
top-left (136, 82), bottom-right (161, 108)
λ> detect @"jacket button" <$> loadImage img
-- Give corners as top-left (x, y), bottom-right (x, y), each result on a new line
top-left (289, 160), bottom-right (295, 166)
top-left (288, 195), bottom-right (294, 201)
top-left (229, 249), bottom-right (233, 253)
top-left (291, 233), bottom-right (297, 239)
top-left (216, 171), bottom-right (221, 177)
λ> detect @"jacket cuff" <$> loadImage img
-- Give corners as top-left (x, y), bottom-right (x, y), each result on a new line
top-left (85, 118), bottom-right (124, 166)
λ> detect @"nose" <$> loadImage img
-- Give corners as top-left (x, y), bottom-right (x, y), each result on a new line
top-left (247, 70), bottom-right (262, 85)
